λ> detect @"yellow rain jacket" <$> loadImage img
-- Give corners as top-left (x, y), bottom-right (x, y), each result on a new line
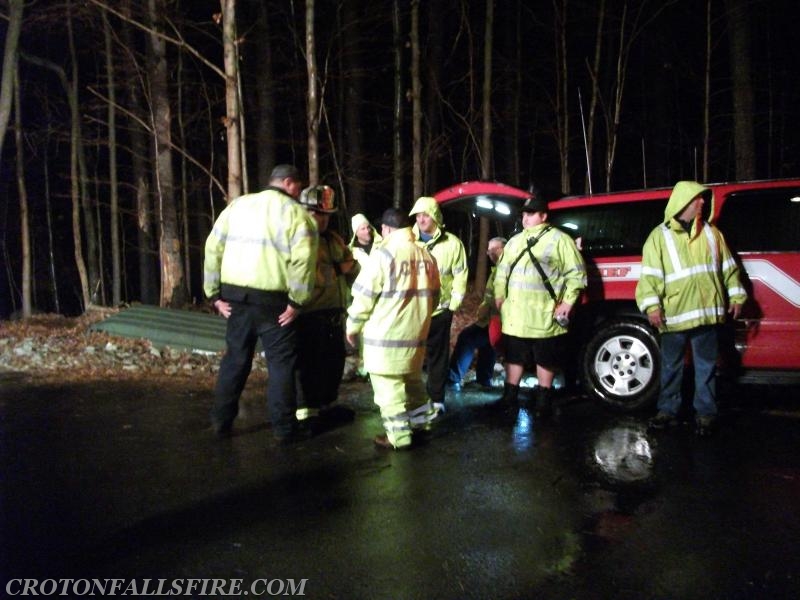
top-left (494, 222), bottom-right (586, 338)
top-left (409, 196), bottom-right (468, 316)
top-left (203, 187), bottom-right (318, 307)
top-left (346, 227), bottom-right (440, 374)
top-left (635, 181), bottom-right (747, 332)
top-left (306, 230), bottom-right (355, 312)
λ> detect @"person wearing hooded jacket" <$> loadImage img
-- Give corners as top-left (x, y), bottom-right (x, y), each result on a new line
top-left (409, 196), bottom-right (469, 409)
top-left (346, 208), bottom-right (441, 449)
top-left (347, 213), bottom-right (383, 378)
top-left (203, 164), bottom-right (318, 443)
top-left (636, 180), bottom-right (746, 436)
top-left (348, 213), bottom-right (383, 266)
top-left (493, 196), bottom-right (586, 417)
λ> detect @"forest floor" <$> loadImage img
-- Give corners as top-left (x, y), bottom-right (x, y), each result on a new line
top-left (0, 292), bottom-right (481, 385)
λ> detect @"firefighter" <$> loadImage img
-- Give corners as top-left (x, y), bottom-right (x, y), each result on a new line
top-left (204, 164), bottom-right (318, 443)
top-left (493, 195), bottom-right (586, 418)
top-left (636, 181), bottom-right (746, 436)
top-left (346, 208), bottom-right (441, 449)
top-left (295, 185), bottom-right (357, 431)
top-left (408, 196), bottom-right (468, 410)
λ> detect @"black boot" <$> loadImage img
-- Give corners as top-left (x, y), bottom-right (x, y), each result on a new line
top-left (491, 382), bottom-right (519, 410)
top-left (534, 386), bottom-right (554, 419)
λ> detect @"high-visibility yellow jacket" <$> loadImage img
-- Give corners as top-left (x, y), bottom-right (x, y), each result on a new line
top-left (635, 181), bottom-right (747, 332)
top-left (409, 196), bottom-right (468, 315)
top-left (203, 187), bottom-right (318, 307)
top-left (346, 227), bottom-right (441, 375)
top-left (306, 230), bottom-right (355, 312)
top-left (494, 222), bottom-right (586, 338)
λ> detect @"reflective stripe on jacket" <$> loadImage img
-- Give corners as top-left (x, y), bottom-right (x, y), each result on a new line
top-left (411, 223), bottom-right (468, 315)
top-left (494, 223), bottom-right (586, 338)
top-left (347, 227), bottom-right (440, 374)
top-left (203, 188), bottom-right (318, 306)
top-left (635, 221), bottom-right (747, 332)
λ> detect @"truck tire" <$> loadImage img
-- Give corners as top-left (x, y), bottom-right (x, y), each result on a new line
top-left (581, 319), bottom-right (660, 412)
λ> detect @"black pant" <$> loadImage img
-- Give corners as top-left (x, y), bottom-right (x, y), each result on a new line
top-left (296, 309), bottom-right (346, 412)
top-left (212, 301), bottom-right (298, 437)
top-left (426, 310), bottom-right (453, 403)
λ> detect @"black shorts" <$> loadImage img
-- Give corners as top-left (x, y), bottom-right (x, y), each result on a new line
top-left (503, 333), bottom-right (569, 370)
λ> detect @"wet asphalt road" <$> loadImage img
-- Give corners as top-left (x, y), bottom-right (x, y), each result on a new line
top-left (1, 371), bottom-right (799, 600)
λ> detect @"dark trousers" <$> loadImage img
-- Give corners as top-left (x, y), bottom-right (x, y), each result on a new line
top-left (212, 301), bottom-right (298, 437)
top-left (448, 323), bottom-right (495, 386)
top-left (296, 309), bottom-right (346, 411)
top-left (425, 310), bottom-right (454, 403)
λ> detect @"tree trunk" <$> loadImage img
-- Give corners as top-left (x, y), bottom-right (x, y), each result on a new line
top-left (19, 51), bottom-right (91, 310)
top-left (410, 0), bottom-right (422, 201)
top-left (68, 1), bottom-right (101, 306)
top-left (222, 0), bottom-right (242, 199)
top-left (585, 0), bottom-right (605, 193)
top-left (0, 0), bottom-right (23, 162)
top-left (392, 0), bottom-right (404, 208)
top-left (423, 0), bottom-right (443, 193)
top-left (103, 9), bottom-right (122, 306)
top-left (342, 0), bottom-right (366, 216)
top-left (475, 0), bottom-right (495, 296)
top-left (14, 68), bottom-right (31, 318)
top-left (306, 0), bottom-right (319, 185)
top-left (702, 0), bottom-right (711, 181)
top-left (724, 0), bottom-right (756, 179)
top-left (553, 0), bottom-right (570, 194)
top-left (43, 147), bottom-right (60, 313)
top-left (119, 0), bottom-right (157, 305)
top-left (147, 0), bottom-right (186, 307)
top-left (253, 0), bottom-right (276, 191)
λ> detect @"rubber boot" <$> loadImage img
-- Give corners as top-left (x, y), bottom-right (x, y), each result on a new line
top-left (491, 382), bottom-right (519, 410)
top-left (534, 386), bottom-right (554, 420)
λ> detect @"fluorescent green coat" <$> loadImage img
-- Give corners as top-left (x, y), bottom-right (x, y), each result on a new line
top-left (346, 227), bottom-right (440, 375)
top-left (494, 223), bottom-right (586, 338)
top-left (306, 230), bottom-right (355, 312)
top-left (409, 196), bottom-right (468, 315)
top-left (203, 187), bottom-right (318, 306)
top-left (635, 181), bottom-right (747, 332)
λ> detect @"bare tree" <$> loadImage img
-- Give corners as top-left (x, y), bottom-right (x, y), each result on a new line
top-left (410, 0), bottom-right (422, 200)
top-left (221, 0), bottom-right (243, 199)
top-left (306, 0), bottom-right (319, 185)
top-left (13, 68), bottom-right (31, 317)
top-left (252, 0), bottom-right (276, 190)
top-left (19, 50), bottom-right (92, 310)
top-left (392, 0), bottom-right (404, 208)
top-left (553, 0), bottom-right (570, 194)
top-left (0, 0), bottom-right (23, 163)
top-left (102, 8), bottom-right (122, 306)
top-left (342, 0), bottom-right (366, 216)
top-left (584, 0), bottom-right (605, 193)
top-left (474, 0), bottom-right (495, 295)
top-left (702, 0), bottom-right (711, 181)
top-left (67, 1), bottom-right (102, 306)
top-left (724, 0), bottom-right (756, 179)
top-left (147, 0), bottom-right (186, 307)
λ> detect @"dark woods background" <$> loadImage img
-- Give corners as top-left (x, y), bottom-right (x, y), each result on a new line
top-left (1, 0), bottom-right (799, 318)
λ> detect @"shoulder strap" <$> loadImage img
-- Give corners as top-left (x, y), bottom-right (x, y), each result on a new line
top-left (505, 226), bottom-right (557, 301)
